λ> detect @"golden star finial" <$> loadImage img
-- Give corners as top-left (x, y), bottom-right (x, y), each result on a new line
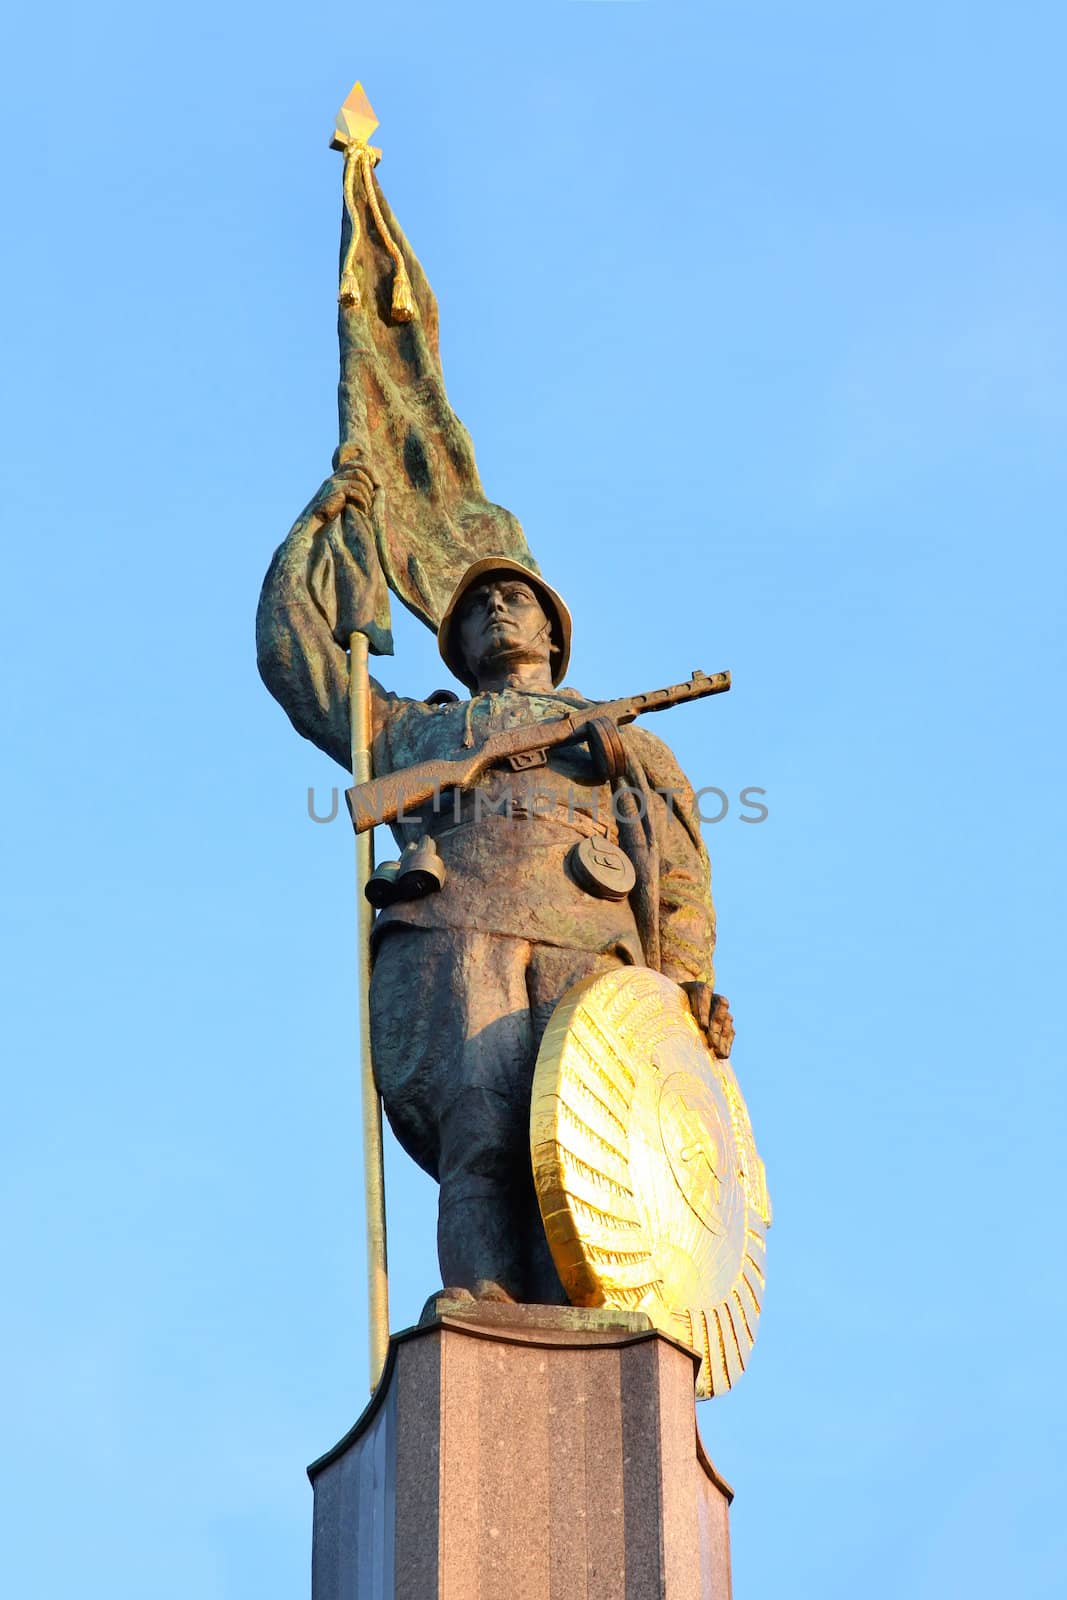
top-left (331, 81), bottom-right (379, 151)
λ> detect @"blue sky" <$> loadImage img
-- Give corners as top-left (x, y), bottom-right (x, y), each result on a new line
top-left (2, 2), bottom-right (1065, 1595)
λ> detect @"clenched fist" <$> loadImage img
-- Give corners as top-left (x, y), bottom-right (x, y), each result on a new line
top-left (307, 461), bottom-right (378, 526)
top-left (681, 982), bottom-right (735, 1060)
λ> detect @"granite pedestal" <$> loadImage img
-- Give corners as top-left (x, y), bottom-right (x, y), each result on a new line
top-left (308, 1304), bottom-right (732, 1600)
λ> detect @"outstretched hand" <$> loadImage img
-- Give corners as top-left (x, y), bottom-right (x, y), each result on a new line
top-left (682, 982), bottom-right (735, 1060)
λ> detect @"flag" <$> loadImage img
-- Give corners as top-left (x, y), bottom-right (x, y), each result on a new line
top-left (257, 105), bottom-right (538, 762)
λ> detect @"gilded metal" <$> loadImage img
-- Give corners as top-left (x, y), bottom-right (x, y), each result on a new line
top-left (332, 81), bottom-right (415, 321)
top-left (356, 143), bottom-right (417, 322)
top-left (331, 80), bottom-right (380, 149)
top-left (530, 967), bottom-right (771, 1399)
top-left (350, 631), bottom-right (390, 1390)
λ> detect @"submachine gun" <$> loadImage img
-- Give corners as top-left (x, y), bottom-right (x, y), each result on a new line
top-left (345, 668), bottom-right (731, 835)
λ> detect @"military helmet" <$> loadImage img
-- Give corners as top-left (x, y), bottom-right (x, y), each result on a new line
top-left (437, 557), bottom-right (572, 691)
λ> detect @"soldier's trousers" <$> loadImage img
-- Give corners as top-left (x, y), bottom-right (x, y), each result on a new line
top-left (369, 925), bottom-right (631, 1303)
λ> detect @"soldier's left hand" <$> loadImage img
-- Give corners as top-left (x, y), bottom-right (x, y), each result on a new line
top-left (682, 982), bottom-right (735, 1059)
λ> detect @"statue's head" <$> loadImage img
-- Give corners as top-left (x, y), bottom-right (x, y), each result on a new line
top-left (437, 558), bottom-right (572, 691)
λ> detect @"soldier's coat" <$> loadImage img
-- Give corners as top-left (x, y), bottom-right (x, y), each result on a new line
top-left (258, 537), bottom-right (720, 1296)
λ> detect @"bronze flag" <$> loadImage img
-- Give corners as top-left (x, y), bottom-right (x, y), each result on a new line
top-left (257, 88), bottom-right (538, 754)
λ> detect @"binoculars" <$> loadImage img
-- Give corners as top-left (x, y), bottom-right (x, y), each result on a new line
top-left (365, 835), bottom-right (447, 908)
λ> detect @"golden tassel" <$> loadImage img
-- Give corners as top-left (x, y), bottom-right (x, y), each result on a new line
top-left (357, 146), bottom-right (418, 325)
top-left (337, 139), bottom-right (416, 324)
top-left (389, 259), bottom-right (417, 323)
top-left (339, 146), bottom-right (363, 308)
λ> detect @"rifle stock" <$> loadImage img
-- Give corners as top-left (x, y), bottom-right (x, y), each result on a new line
top-left (346, 754), bottom-right (482, 833)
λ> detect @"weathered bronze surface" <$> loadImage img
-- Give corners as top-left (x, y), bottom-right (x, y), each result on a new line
top-left (266, 557), bottom-right (743, 1314)
top-left (256, 85), bottom-right (539, 706)
top-left (530, 968), bottom-right (771, 1398)
top-left (257, 84), bottom-right (768, 1396)
top-left (345, 667), bottom-right (731, 833)
top-left (567, 834), bottom-right (636, 901)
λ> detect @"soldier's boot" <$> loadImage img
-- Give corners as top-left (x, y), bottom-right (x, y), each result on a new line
top-left (436, 1176), bottom-right (528, 1302)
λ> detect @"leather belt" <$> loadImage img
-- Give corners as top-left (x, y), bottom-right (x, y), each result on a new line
top-left (427, 797), bottom-right (619, 846)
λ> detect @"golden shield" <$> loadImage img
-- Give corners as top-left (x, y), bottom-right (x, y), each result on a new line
top-left (530, 967), bottom-right (771, 1399)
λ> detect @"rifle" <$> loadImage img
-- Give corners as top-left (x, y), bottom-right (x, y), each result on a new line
top-left (345, 668), bottom-right (731, 835)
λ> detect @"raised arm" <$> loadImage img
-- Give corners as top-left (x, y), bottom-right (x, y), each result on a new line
top-left (256, 465), bottom-right (394, 769)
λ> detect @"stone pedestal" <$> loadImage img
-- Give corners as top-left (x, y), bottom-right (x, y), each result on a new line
top-left (308, 1305), bottom-right (733, 1600)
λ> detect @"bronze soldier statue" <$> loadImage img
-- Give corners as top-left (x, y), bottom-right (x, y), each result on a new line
top-left (259, 461), bottom-right (734, 1307)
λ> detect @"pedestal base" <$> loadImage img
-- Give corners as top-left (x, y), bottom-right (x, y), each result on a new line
top-left (308, 1305), bottom-right (732, 1600)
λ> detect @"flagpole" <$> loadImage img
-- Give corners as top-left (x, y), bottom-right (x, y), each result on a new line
top-left (331, 79), bottom-right (405, 1391)
top-left (332, 79), bottom-right (392, 1395)
top-left (348, 628), bottom-right (390, 1390)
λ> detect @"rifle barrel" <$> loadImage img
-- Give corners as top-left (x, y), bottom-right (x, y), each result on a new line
top-left (346, 667), bottom-right (731, 834)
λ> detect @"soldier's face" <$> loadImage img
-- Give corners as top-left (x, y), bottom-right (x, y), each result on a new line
top-left (457, 577), bottom-right (553, 677)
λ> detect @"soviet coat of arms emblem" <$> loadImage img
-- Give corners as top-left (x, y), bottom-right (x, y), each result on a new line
top-left (530, 968), bottom-right (771, 1398)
